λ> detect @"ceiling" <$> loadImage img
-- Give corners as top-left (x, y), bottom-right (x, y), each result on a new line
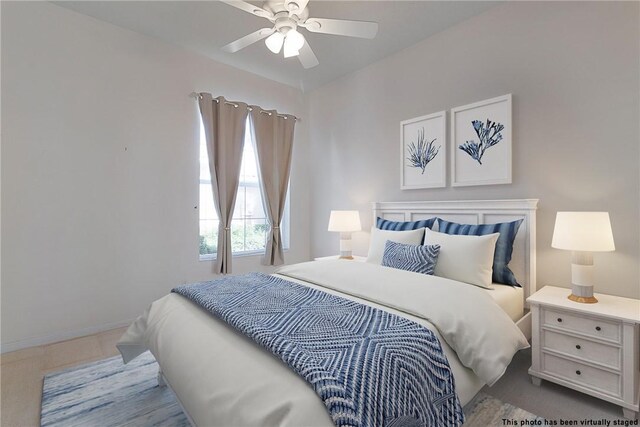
top-left (54, 1), bottom-right (498, 92)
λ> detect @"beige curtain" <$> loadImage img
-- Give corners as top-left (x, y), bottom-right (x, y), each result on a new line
top-left (249, 109), bottom-right (296, 266)
top-left (198, 94), bottom-right (249, 274)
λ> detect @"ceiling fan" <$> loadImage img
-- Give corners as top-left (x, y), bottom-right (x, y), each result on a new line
top-left (221, 0), bottom-right (379, 69)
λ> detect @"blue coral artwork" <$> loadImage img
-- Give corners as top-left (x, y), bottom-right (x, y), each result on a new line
top-left (458, 119), bottom-right (504, 165)
top-left (406, 127), bottom-right (440, 174)
top-left (400, 111), bottom-right (446, 190)
top-left (451, 94), bottom-right (512, 187)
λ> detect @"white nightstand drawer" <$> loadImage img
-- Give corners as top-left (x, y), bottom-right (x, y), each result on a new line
top-left (543, 330), bottom-right (621, 370)
top-left (543, 353), bottom-right (621, 397)
top-left (543, 308), bottom-right (621, 343)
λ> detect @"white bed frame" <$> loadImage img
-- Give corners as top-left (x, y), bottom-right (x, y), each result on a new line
top-left (159, 198), bottom-right (538, 425)
top-left (373, 198), bottom-right (538, 339)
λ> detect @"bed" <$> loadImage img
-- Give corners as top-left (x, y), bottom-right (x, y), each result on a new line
top-left (118, 199), bottom-right (538, 427)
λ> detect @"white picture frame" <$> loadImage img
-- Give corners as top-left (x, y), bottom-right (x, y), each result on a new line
top-left (451, 94), bottom-right (512, 187)
top-left (400, 111), bottom-right (446, 190)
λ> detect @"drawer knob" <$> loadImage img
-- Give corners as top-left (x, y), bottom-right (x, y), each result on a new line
top-left (557, 318), bottom-right (563, 323)
top-left (595, 326), bottom-right (601, 331)
top-left (575, 344), bottom-right (581, 350)
top-left (576, 370), bottom-right (581, 375)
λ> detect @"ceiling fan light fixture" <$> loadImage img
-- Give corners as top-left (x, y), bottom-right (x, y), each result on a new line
top-left (284, 29), bottom-right (305, 53)
top-left (265, 32), bottom-right (285, 54)
top-left (283, 44), bottom-right (299, 58)
top-left (221, 0), bottom-right (379, 68)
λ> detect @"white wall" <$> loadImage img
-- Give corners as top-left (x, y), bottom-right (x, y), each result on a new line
top-left (307, 2), bottom-right (640, 299)
top-left (0, 1), bottom-right (309, 351)
top-left (2, 1), bottom-right (639, 351)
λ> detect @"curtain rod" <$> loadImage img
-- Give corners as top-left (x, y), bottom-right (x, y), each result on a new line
top-left (190, 92), bottom-right (300, 122)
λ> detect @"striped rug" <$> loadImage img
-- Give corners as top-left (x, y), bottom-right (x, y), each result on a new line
top-left (41, 352), bottom-right (189, 427)
top-left (41, 352), bottom-right (543, 427)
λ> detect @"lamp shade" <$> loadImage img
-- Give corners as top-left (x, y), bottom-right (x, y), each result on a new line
top-left (265, 32), bottom-right (285, 54)
top-left (551, 212), bottom-right (615, 252)
top-left (283, 29), bottom-right (305, 58)
top-left (285, 29), bottom-right (305, 51)
top-left (328, 210), bottom-right (361, 232)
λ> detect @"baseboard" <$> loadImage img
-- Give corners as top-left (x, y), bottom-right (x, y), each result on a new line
top-left (0, 318), bottom-right (134, 354)
top-left (516, 310), bottom-right (532, 342)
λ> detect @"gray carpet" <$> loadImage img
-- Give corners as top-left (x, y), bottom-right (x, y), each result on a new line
top-left (41, 352), bottom-right (544, 426)
top-left (483, 348), bottom-right (626, 421)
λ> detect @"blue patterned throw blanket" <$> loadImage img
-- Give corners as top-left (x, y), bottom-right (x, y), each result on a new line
top-left (172, 273), bottom-right (464, 427)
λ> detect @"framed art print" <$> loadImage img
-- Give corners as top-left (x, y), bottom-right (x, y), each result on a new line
top-left (451, 94), bottom-right (512, 187)
top-left (400, 111), bottom-right (446, 189)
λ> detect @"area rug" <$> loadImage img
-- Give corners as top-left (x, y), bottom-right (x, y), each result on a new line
top-left (463, 392), bottom-right (545, 426)
top-left (42, 352), bottom-right (543, 426)
top-left (41, 352), bottom-right (189, 427)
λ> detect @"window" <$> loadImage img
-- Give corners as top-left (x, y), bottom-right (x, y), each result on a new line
top-left (199, 118), bottom-right (290, 259)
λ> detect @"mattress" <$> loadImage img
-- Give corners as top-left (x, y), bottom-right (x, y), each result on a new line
top-left (486, 284), bottom-right (524, 322)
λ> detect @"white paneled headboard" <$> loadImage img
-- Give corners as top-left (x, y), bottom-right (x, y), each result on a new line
top-left (372, 199), bottom-right (539, 301)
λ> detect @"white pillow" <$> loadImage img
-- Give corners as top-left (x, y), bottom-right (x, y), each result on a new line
top-left (424, 229), bottom-right (499, 289)
top-left (366, 227), bottom-right (425, 264)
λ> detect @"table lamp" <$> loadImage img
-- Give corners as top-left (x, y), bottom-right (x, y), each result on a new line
top-left (328, 210), bottom-right (361, 260)
top-left (551, 212), bottom-right (615, 303)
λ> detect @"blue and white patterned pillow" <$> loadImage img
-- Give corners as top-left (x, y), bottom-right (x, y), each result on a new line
top-left (437, 218), bottom-right (523, 287)
top-left (381, 240), bottom-right (441, 276)
top-left (376, 216), bottom-right (436, 231)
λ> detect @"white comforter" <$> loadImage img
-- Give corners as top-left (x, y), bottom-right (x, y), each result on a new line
top-left (118, 261), bottom-right (528, 427)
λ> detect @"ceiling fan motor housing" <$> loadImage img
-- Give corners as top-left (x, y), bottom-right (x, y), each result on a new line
top-left (265, 0), bottom-right (309, 22)
top-left (274, 14), bottom-right (297, 35)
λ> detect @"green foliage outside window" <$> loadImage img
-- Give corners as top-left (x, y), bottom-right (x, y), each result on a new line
top-left (199, 234), bottom-right (216, 255)
top-left (199, 222), bottom-right (271, 256)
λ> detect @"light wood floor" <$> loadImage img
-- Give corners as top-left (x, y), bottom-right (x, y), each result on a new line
top-left (0, 327), bottom-right (128, 427)
top-left (0, 329), bottom-right (629, 426)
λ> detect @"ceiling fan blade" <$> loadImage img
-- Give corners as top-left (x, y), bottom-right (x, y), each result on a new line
top-left (222, 28), bottom-right (275, 53)
top-left (220, 1), bottom-right (274, 20)
top-left (285, 0), bottom-right (310, 16)
top-left (298, 40), bottom-right (319, 69)
top-left (301, 18), bottom-right (378, 39)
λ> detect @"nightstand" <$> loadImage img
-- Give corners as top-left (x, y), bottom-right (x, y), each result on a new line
top-left (528, 286), bottom-right (640, 419)
top-left (313, 255), bottom-right (366, 262)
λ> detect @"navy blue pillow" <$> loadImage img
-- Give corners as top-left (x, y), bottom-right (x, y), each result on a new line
top-left (437, 218), bottom-right (523, 287)
top-left (376, 217), bottom-right (436, 231)
top-left (381, 241), bottom-right (441, 276)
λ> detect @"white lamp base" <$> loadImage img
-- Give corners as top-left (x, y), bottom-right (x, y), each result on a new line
top-left (568, 252), bottom-right (598, 304)
top-left (339, 232), bottom-right (354, 260)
